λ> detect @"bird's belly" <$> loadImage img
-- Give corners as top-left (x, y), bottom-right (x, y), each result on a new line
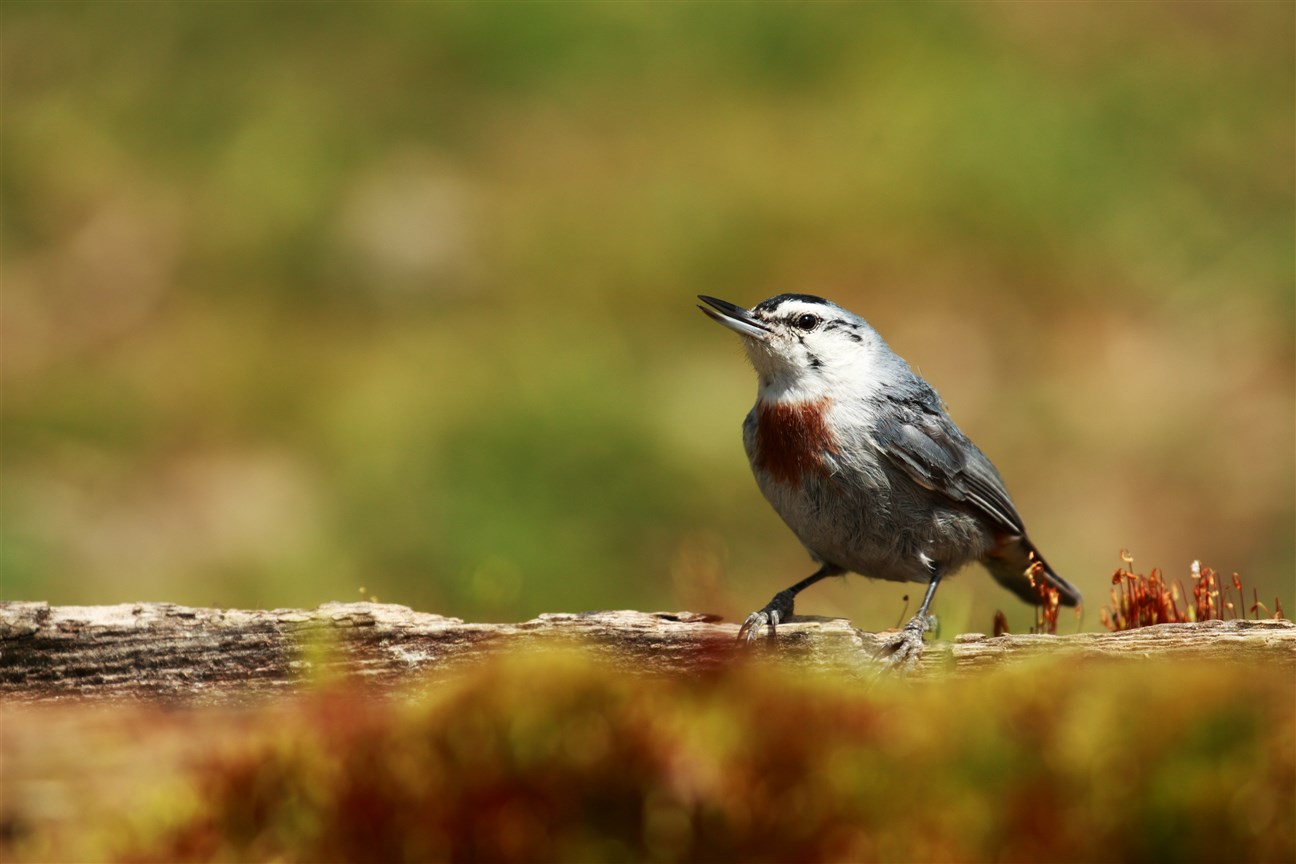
top-left (742, 399), bottom-right (992, 582)
top-left (754, 468), bottom-right (990, 584)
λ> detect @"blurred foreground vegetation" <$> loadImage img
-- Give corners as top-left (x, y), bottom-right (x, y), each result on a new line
top-left (3, 3), bottom-right (1293, 631)
top-left (3, 651), bottom-right (1292, 863)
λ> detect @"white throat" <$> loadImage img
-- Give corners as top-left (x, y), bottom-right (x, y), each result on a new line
top-left (746, 340), bottom-right (883, 405)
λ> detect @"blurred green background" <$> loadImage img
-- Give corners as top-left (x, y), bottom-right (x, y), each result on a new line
top-left (3, 2), bottom-right (1292, 633)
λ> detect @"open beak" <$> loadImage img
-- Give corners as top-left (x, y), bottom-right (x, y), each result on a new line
top-left (697, 295), bottom-right (771, 340)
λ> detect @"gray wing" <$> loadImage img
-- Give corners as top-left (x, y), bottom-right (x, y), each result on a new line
top-left (870, 394), bottom-right (1025, 536)
top-left (869, 388), bottom-right (1082, 607)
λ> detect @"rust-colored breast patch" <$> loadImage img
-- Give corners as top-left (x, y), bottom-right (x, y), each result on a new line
top-left (754, 398), bottom-right (839, 486)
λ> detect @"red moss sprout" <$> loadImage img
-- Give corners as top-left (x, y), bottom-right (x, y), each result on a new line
top-left (1100, 551), bottom-right (1285, 632)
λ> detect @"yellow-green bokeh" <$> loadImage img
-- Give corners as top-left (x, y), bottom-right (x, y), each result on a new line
top-left (4, 2), bottom-right (1292, 631)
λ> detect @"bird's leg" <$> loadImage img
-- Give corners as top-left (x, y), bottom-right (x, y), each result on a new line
top-left (737, 563), bottom-right (840, 644)
top-left (877, 562), bottom-right (943, 672)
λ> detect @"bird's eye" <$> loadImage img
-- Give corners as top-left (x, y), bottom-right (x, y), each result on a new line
top-left (794, 313), bottom-right (820, 330)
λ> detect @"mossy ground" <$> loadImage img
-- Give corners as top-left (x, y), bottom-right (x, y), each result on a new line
top-left (4, 651), bottom-right (1292, 863)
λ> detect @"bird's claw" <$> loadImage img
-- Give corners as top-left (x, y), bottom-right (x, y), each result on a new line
top-left (736, 608), bottom-right (780, 643)
top-left (876, 613), bottom-right (936, 674)
top-left (736, 590), bottom-right (795, 644)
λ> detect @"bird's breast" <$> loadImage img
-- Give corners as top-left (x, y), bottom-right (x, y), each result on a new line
top-left (751, 398), bottom-right (840, 486)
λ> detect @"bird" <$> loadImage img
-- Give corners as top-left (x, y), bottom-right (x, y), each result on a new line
top-left (697, 293), bottom-right (1081, 668)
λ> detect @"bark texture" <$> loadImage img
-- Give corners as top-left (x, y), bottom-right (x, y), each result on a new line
top-left (2, 601), bottom-right (1292, 703)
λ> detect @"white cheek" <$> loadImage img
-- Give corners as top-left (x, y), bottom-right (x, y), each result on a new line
top-left (788, 338), bottom-right (884, 401)
top-left (745, 332), bottom-right (885, 404)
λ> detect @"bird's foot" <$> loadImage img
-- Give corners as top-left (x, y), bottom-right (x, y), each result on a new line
top-left (736, 589), bottom-right (796, 645)
top-left (876, 613), bottom-right (936, 673)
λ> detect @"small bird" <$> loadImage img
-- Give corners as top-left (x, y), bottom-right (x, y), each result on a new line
top-left (698, 293), bottom-right (1081, 667)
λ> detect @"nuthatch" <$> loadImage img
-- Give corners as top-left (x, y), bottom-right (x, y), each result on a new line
top-left (698, 293), bottom-right (1081, 668)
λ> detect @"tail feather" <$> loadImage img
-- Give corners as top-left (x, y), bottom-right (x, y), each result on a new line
top-left (983, 537), bottom-right (1081, 608)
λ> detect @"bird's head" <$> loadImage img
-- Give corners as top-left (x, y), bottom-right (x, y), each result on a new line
top-left (698, 293), bottom-right (896, 401)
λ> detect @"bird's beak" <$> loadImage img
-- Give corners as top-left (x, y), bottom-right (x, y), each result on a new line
top-left (697, 295), bottom-right (771, 340)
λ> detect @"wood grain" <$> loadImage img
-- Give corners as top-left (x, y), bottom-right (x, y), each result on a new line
top-left (2, 601), bottom-right (1292, 703)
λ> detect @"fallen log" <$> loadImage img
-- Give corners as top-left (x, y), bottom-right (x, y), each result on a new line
top-left (2, 601), bottom-right (1292, 703)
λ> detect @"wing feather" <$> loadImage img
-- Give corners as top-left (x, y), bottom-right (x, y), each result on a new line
top-left (869, 387), bottom-right (1081, 607)
top-left (871, 396), bottom-right (1024, 535)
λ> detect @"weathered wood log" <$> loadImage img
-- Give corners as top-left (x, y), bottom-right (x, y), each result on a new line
top-left (1, 601), bottom-right (1292, 703)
